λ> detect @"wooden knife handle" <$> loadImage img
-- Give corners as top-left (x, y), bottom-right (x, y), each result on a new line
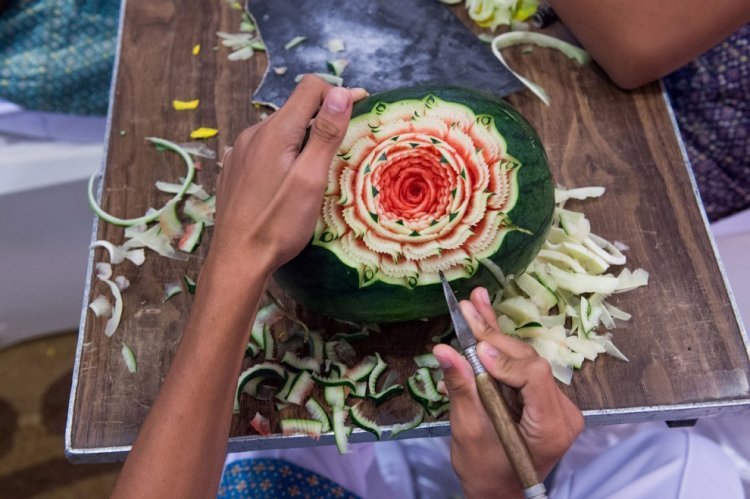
top-left (475, 372), bottom-right (541, 490)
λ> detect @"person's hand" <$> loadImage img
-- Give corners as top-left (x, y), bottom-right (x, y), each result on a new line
top-left (433, 287), bottom-right (584, 499)
top-left (209, 76), bottom-right (367, 275)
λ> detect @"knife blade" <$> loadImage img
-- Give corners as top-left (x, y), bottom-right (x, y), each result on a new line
top-left (438, 271), bottom-right (547, 499)
top-left (247, 0), bottom-right (523, 109)
top-left (439, 272), bottom-right (477, 351)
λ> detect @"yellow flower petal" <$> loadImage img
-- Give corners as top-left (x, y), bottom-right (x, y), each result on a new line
top-left (173, 99), bottom-right (200, 110)
top-left (190, 127), bottom-right (218, 139)
top-left (192, 44), bottom-right (201, 56)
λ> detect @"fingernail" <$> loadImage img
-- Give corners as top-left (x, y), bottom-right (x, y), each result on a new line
top-left (435, 352), bottom-right (453, 370)
top-left (325, 87), bottom-right (350, 113)
top-left (478, 287), bottom-right (491, 305)
top-left (478, 342), bottom-right (500, 358)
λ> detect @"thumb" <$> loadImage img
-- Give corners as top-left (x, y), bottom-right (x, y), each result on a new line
top-left (433, 344), bottom-right (479, 403)
top-left (434, 344), bottom-right (493, 441)
top-left (297, 87), bottom-right (352, 166)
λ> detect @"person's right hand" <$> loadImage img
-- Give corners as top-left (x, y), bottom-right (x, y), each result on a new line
top-left (433, 287), bottom-right (584, 499)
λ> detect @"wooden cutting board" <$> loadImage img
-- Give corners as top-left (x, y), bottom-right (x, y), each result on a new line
top-left (66, 0), bottom-right (750, 462)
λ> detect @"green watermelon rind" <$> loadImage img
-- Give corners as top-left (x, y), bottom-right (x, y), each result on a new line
top-left (274, 85), bottom-right (554, 323)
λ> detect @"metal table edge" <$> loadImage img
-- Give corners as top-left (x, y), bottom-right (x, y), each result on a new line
top-left (583, 398), bottom-right (750, 426)
top-left (64, 398), bottom-right (750, 463)
top-left (658, 81), bottom-right (750, 364)
top-left (64, 0), bottom-right (129, 462)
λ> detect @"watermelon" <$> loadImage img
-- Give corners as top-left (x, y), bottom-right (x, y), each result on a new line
top-left (275, 86), bottom-right (554, 322)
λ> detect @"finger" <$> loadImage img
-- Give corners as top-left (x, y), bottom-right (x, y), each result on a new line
top-left (469, 287), bottom-right (499, 332)
top-left (459, 299), bottom-right (496, 339)
top-left (266, 88), bottom-right (353, 255)
top-left (467, 287), bottom-right (537, 358)
top-left (278, 76), bottom-right (364, 128)
top-left (433, 344), bottom-right (502, 446)
top-left (476, 341), bottom-right (552, 389)
top-left (433, 344), bottom-right (477, 402)
top-left (432, 344), bottom-right (486, 423)
top-left (291, 86), bottom-right (352, 194)
top-left (459, 299), bottom-right (534, 359)
top-left (276, 75), bottom-right (331, 125)
top-left (475, 341), bottom-right (563, 423)
top-left (348, 87), bottom-right (369, 102)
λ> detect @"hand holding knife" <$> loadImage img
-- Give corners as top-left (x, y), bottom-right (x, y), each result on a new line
top-left (439, 271), bottom-right (548, 499)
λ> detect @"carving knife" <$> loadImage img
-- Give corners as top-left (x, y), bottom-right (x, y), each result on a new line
top-left (438, 271), bottom-right (547, 499)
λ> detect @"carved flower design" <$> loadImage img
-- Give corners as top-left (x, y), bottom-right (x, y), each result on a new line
top-left (314, 95), bottom-right (521, 288)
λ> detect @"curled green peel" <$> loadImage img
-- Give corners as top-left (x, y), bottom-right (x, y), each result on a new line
top-left (87, 137), bottom-right (196, 227)
top-left (490, 31), bottom-right (591, 106)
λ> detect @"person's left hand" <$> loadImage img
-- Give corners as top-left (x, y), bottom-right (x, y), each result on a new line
top-left (208, 76), bottom-right (367, 276)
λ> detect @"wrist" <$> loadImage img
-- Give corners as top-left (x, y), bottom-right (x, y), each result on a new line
top-left (189, 247), bottom-right (272, 338)
top-left (464, 483), bottom-right (523, 499)
top-left (459, 468), bottom-right (524, 499)
top-left (203, 241), bottom-right (275, 285)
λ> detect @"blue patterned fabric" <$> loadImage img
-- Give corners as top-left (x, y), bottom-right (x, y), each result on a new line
top-left (0, 0), bottom-right (119, 115)
top-left (217, 458), bottom-right (361, 499)
top-left (663, 24), bottom-right (750, 221)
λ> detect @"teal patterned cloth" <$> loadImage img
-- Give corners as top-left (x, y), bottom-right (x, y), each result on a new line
top-left (218, 458), bottom-right (360, 499)
top-left (0, 0), bottom-right (119, 116)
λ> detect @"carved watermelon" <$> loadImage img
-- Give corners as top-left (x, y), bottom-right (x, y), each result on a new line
top-left (275, 86), bottom-right (554, 322)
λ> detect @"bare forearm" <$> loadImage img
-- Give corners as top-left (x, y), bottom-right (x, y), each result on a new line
top-left (111, 79), bottom-right (357, 498)
top-left (549, 0), bottom-right (750, 88)
top-left (112, 253), bottom-right (270, 498)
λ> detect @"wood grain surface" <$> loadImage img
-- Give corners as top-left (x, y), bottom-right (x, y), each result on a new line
top-left (68, 0), bottom-right (750, 459)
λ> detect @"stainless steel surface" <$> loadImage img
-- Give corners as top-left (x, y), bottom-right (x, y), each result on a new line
top-left (65, 398), bottom-right (750, 463)
top-left (64, 0), bottom-right (127, 464)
